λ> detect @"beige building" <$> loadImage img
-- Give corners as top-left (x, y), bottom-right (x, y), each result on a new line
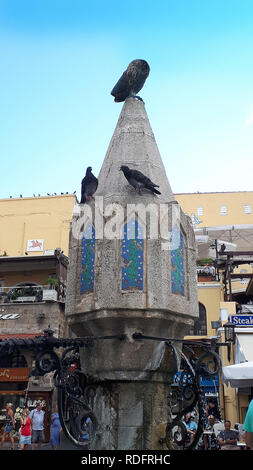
top-left (0, 194), bottom-right (76, 258)
top-left (176, 191), bottom-right (253, 427)
top-left (0, 194), bottom-right (76, 442)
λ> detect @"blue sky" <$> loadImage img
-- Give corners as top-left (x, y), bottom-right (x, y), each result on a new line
top-left (0, 0), bottom-right (253, 199)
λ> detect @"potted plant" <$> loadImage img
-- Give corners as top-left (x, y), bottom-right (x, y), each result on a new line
top-left (45, 277), bottom-right (59, 290)
top-left (43, 277), bottom-right (59, 301)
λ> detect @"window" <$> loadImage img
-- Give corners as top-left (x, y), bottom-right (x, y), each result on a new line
top-left (244, 204), bottom-right (251, 214)
top-left (189, 302), bottom-right (207, 336)
top-left (220, 205), bottom-right (227, 215)
top-left (0, 279), bottom-right (4, 293)
top-left (0, 352), bottom-right (27, 368)
top-left (197, 206), bottom-right (203, 216)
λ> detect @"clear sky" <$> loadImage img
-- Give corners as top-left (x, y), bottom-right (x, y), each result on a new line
top-left (0, 0), bottom-right (253, 199)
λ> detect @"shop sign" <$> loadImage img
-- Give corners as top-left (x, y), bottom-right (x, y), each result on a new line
top-left (27, 239), bottom-right (44, 252)
top-left (27, 398), bottom-right (46, 408)
top-left (231, 314), bottom-right (253, 326)
top-left (0, 368), bottom-right (29, 382)
top-left (0, 313), bottom-right (20, 320)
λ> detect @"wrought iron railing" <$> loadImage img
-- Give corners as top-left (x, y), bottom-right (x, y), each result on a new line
top-left (0, 283), bottom-right (66, 304)
top-left (0, 328), bottom-right (222, 450)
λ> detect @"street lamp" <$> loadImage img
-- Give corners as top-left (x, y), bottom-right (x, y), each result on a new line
top-left (224, 321), bottom-right (236, 344)
top-left (223, 321), bottom-right (236, 361)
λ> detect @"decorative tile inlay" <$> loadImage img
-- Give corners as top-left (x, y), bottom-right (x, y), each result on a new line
top-left (122, 218), bottom-right (144, 290)
top-left (171, 225), bottom-right (185, 296)
top-left (80, 223), bottom-right (95, 294)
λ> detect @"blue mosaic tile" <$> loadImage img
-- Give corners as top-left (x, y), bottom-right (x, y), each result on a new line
top-left (122, 218), bottom-right (144, 290)
top-left (80, 223), bottom-right (95, 294)
top-left (170, 225), bottom-right (185, 296)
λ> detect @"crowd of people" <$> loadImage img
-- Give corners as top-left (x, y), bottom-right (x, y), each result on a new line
top-left (181, 398), bottom-right (253, 450)
top-left (0, 401), bottom-right (62, 451)
top-left (0, 397), bottom-right (252, 451)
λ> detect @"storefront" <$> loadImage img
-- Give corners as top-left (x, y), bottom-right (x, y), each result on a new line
top-left (0, 367), bottom-right (29, 440)
top-left (0, 367), bottom-right (53, 442)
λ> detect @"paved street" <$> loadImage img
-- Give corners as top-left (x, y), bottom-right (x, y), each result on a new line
top-left (0, 432), bottom-right (82, 450)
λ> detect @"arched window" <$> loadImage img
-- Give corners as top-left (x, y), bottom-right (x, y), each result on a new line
top-left (7, 282), bottom-right (43, 302)
top-left (0, 352), bottom-right (28, 368)
top-left (197, 206), bottom-right (204, 217)
top-left (190, 302), bottom-right (207, 336)
top-left (220, 205), bottom-right (227, 215)
top-left (244, 204), bottom-right (251, 214)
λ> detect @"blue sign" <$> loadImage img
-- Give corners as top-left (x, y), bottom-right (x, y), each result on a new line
top-left (231, 315), bottom-right (253, 326)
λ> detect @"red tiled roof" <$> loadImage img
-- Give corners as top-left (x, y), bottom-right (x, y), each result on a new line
top-left (0, 333), bottom-right (44, 340)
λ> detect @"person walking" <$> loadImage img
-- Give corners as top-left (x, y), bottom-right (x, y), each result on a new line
top-left (0, 403), bottom-right (15, 450)
top-left (30, 401), bottom-right (45, 450)
top-left (19, 407), bottom-right (32, 450)
top-left (50, 405), bottom-right (62, 450)
top-left (243, 399), bottom-right (253, 450)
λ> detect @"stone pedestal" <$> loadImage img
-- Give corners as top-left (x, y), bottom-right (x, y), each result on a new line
top-left (89, 381), bottom-right (171, 450)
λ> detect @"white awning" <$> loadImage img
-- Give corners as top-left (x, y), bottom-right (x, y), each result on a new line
top-left (222, 361), bottom-right (253, 388)
top-left (194, 225), bottom-right (253, 251)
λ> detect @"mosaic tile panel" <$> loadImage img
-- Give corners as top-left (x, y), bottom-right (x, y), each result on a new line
top-left (80, 223), bottom-right (95, 294)
top-left (122, 218), bottom-right (144, 290)
top-left (170, 225), bottom-right (185, 296)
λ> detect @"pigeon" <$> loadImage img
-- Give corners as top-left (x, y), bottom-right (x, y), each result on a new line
top-left (111, 59), bottom-right (150, 103)
top-left (80, 166), bottom-right (98, 203)
top-left (120, 165), bottom-right (161, 195)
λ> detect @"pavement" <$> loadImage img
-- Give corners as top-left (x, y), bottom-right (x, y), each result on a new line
top-left (0, 432), bottom-right (82, 450)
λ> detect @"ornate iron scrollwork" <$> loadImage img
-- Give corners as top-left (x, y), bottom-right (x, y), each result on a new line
top-left (0, 328), bottom-right (125, 448)
top-left (53, 346), bottom-right (98, 447)
top-left (164, 342), bottom-right (221, 450)
top-left (0, 328), bottom-right (221, 449)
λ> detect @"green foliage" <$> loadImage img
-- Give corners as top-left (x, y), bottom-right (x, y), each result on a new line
top-left (45, 277), bottom-right (59, 288)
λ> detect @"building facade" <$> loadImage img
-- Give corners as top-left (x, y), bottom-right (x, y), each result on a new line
top-left (176, 191), bottom-right (253, 426)
top-left (0, 194), bottom-right (75, 441)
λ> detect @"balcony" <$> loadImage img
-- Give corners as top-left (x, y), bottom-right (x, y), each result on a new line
top-left (0, 282), bottom-right (66, 305)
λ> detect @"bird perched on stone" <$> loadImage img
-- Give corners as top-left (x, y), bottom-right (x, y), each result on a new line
top-left (120, 165), bottom-right (161, 195)
top-left (80, 167), bottom-right (98, 203)
top-left (111, 59), bottom-right (150, 102)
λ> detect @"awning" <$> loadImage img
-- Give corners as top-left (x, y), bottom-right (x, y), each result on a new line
top-left (222, 361), bottom-right (253, 388)
top-left (194, 225), bottom-right (253, 252)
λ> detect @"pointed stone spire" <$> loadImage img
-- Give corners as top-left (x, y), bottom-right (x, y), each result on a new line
top-left (96, 97), bottom-right (175, 204)
top-left (66, 93), bottom-right (198, 451)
